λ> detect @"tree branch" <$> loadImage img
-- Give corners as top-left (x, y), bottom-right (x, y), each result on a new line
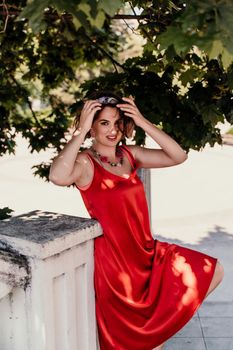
top-left (0, 11), bottom-right (150, 20)
top-left (0, 0), bottom-right (9, 33)
top-left (83, 33), bottom-right (125, 72)
top-left (129, 2), bottom-right (155, 44)
top-left (113, 14), bottom-right (150, 20)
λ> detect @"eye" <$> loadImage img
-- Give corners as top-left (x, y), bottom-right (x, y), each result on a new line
top-left (100, 121), bottom-right (109, 126)
top-left (116, 119), bottom-right (124, 128)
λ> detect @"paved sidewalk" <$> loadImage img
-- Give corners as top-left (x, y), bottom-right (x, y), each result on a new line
top-left (165, 301), bottom-right (233, 350)
top-left (157, 210), bottom-right (233, 349)
top-left (147, 139), bottom-right (233, 349)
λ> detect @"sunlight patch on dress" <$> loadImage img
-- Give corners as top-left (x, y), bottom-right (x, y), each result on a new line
top-left (172, 252), bottom-right (198, 309)
top-left (203, 258), bottom-right (213, 273)
top-left (118, 271), bottom-right (133, 300)
top-left (101, 179), bottom-right (116, 190)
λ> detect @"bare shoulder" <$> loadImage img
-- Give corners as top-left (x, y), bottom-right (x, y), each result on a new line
top-left (76, 149), bottom-right (91, 162)
top-left (124, 145), bottom-right (141, 158)
top-left (75, 150), bottom-right (93, 173)
top-left (73, 150), bottom-right (94, 186)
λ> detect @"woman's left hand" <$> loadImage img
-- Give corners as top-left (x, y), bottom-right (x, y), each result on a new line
top-left (118, 97), bottom-right (188, 168)
top-left (117, 97), bottom-right (146, 127)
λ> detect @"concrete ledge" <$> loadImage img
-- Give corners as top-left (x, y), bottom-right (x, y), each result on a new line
top-left (0, 210), bottom-right (101, 350)
top-left (0, 250), bottom-right (28, 289)
top-left (0, 210), bottom-right (103, 259)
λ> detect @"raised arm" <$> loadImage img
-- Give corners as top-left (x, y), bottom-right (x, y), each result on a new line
top-left (49, 100), bottom-right (101, 186)
top-left (117, 97), bottom-right (187, 168)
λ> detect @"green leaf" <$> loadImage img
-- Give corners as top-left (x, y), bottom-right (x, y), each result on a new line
top-left (97, 0), bottom-right (123, 17)
top-left (17, 0), bottom-right (50, 33)
top-left (221, 50), bottom-right (233, 70)
top-left (208, 39), bottom-right (233, 69)
top-left (49, 1), bottom-right (91, 30)
top-left (72, 16), bottom-right (82, 30)
top-left (180, 67), bottom-right (203, 86)
top-left (218, 4), bottom-right (233, 40)
top-left (74, 10), bottom-right (90, 30)
top-left (143, 41), bottom-right (156, 53)
top-left (0, 207), bottom-right (14, 220)
top-left (78, 3), bottom-right (91, 17)
top-left (89, 10), bottom-right (105, 28)
top-left (208, 40), bottom-right (223, 60)
top-left (158, 25), bottom-right (193, 55)
top-left (202, 105), bottom-right (224, 125)
top-left (87, 0), bottom-right (98, 18)
top-left (78, 3), bottom-right (105, 28)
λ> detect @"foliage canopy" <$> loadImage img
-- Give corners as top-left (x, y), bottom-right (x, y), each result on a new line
top-left (1, 0), bottom-right (233, 190)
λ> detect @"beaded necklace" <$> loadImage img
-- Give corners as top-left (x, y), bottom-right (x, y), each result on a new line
top-left (91, 146), bottom-right (123, 167)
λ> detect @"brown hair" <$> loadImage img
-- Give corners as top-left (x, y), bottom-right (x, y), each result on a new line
top-left (73, 91), bottom-right (135, 140)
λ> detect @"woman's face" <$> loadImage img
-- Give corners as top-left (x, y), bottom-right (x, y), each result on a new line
top-left (91, 106), bottom-right (123, 146)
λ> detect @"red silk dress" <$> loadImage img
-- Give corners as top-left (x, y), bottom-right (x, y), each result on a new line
top-left (76, 145), bottom-right (217, 350)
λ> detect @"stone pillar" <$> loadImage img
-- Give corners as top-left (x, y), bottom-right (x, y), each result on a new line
top-left (137, 168), bottom-right (151, 221)
top-left (0, 210), bottom-right (102, 350)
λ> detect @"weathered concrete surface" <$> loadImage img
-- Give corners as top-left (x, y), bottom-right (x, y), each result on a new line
top-left (0, 210), bottom-right (99, 243)
top-left (0, 250), bottom-right (29, 289)
top-left (0, 211), bottom-right (101, 350)
top-left (0, 210), bottom-right (102, 258)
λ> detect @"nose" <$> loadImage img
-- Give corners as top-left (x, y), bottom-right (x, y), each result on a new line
top-left (109, 124), bottom-right (118, 134)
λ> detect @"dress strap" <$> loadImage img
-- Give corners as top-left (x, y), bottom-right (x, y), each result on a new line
top-left (120, 144), bottom-right (137, 169)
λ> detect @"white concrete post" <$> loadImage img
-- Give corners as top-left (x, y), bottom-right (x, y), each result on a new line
top-left (137, 168), bottom-right (151, 221)
top-left (0, 210), bottom-right (102, 350)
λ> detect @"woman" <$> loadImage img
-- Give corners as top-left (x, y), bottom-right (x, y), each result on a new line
top-left (49, 92), bottom-right (224, 350)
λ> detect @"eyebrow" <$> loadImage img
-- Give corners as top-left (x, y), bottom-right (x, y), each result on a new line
top-left (98, 118), bottom-right (120, 122)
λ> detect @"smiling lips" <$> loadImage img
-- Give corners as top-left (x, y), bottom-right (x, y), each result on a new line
top-left (107, 135), bottom-right (118, 141)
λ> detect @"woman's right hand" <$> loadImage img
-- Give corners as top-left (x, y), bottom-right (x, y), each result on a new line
top-left (77, 100), bottom-right (102, 133)
top-left (50, 100), bottom-right (102, 186)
